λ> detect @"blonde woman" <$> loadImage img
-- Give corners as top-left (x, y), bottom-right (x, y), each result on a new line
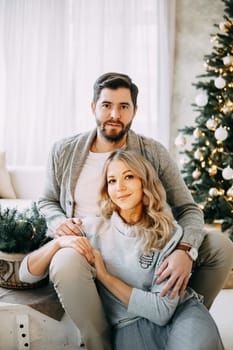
top-left (20, 150), bottom-right (224, 350)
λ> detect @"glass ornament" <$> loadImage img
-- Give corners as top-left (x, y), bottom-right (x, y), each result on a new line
top-left (195, 93), bottom-right (208, 107)
top-left (174, 134), bottom-right (187, 147)
top-left (214, 126), bottom-right (228, 141)
top-left (209, 188), bottom-right (219, 197)
top-left (222, 166), bottom-right (233, 180)
top-left (223, 55), bottom-right (233, 66)
top-left (227, 186), bottom-right (233, 197)
top-left (214, 76), bottom-right (226, 89)
top-left (192, 168), bottom-right (201, 179)
top-left (194, 149), bottom-right (204, 160)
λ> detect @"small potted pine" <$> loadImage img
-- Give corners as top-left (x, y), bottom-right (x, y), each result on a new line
top-left (0, 202), bottom-right (49, 289)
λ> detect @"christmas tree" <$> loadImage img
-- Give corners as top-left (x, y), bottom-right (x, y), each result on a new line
top-left (175, 0), bottom-right (233, 240)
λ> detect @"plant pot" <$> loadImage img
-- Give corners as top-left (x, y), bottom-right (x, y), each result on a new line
top-left (0, 251), bottom-right (48, 289)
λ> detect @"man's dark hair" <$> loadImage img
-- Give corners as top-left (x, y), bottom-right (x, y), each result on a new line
top-left (93, 72), bottom-right (138, 107)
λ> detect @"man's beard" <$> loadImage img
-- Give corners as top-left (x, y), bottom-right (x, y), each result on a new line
top-left (96, 119), bottom-right (133, 143)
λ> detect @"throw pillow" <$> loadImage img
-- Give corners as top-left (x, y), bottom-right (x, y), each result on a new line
top-left (0, 151), bottom-right (17, 198)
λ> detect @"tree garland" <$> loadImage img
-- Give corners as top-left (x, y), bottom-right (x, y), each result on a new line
top-left (0, 202), bottom-right (48, 253)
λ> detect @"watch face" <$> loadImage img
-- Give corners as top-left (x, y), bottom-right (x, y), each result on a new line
top-left (189, 248), bottom-right (198, 261)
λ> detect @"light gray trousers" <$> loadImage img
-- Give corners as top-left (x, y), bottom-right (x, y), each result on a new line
top-left (49, 231), bottom-right (233, 350)
top-left (50, 248), bottom-right (111, 350)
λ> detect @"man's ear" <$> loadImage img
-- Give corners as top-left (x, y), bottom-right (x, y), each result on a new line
top-left (91, 102), bottom-right (95, 113)
top-left (133, 104), bottom-right (138, 118)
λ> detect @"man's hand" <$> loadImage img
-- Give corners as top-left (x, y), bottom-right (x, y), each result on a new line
top-left (54, 218), bottom-right (83, 237)
top-left (156, 250), bottom-right (193, 299)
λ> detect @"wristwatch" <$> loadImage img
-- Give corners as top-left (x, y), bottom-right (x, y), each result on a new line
top-left (176, 243), bottom-right (198, 262)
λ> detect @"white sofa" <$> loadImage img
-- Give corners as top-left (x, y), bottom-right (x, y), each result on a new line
top-left (0, 166), bottom-right (46, 210)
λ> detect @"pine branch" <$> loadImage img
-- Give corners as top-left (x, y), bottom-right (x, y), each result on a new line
top-left (0, 202), bottom-right (48, 253)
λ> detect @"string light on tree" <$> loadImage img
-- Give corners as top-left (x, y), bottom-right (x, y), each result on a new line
top-left (218, 189), bottom-right (225, 196)
top-left (224, 98), bottom-right (233, 111)
top-left (201, 161), bottom-right (206, 168)
top-left (208, 165), bottom-right (218, 176)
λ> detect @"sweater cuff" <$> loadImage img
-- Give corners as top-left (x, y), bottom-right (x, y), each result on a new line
top-left (19, 255), bottom-right (48, 284)
top-left (181, 228), bottom-right (206, 250)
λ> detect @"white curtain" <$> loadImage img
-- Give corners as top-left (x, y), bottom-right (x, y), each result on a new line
top-left (0, 0), bottom-right (176, 166)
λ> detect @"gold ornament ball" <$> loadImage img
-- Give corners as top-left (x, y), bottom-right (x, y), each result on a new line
top-left (218, 189), bottom-right (225, 196)
top-left (193, 128), bottom-right (203, 138)
top-left (206, 118), bottom-right (217, 130)
top-left (194, 149), bottom-right (204, 160)
top-left (208, 166), bottom-right (218, 176)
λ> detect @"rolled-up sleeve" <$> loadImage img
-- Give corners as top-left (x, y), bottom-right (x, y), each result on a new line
top-left (19, 255), bottom-right (48, 284)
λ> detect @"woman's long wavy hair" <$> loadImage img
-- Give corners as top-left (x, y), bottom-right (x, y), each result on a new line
top-left (98, 150), bottom-right (175, 253)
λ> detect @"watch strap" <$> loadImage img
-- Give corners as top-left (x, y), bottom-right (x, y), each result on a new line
top-left (176, 243), bottom-right (198, 261)
top-left (176, 243), bottom-right (191, 252)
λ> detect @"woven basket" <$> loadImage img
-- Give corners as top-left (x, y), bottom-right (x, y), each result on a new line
top-left (0, 251), bottom-right (48, 289)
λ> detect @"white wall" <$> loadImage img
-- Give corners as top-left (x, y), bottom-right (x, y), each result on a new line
top-left (170, 0), bottom-right (225, 156)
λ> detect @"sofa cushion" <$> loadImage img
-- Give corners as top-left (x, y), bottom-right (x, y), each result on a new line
top-left (8, 166), bottom-right (45, 199)
top-left (0, 151), bottom-right (16, 199)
